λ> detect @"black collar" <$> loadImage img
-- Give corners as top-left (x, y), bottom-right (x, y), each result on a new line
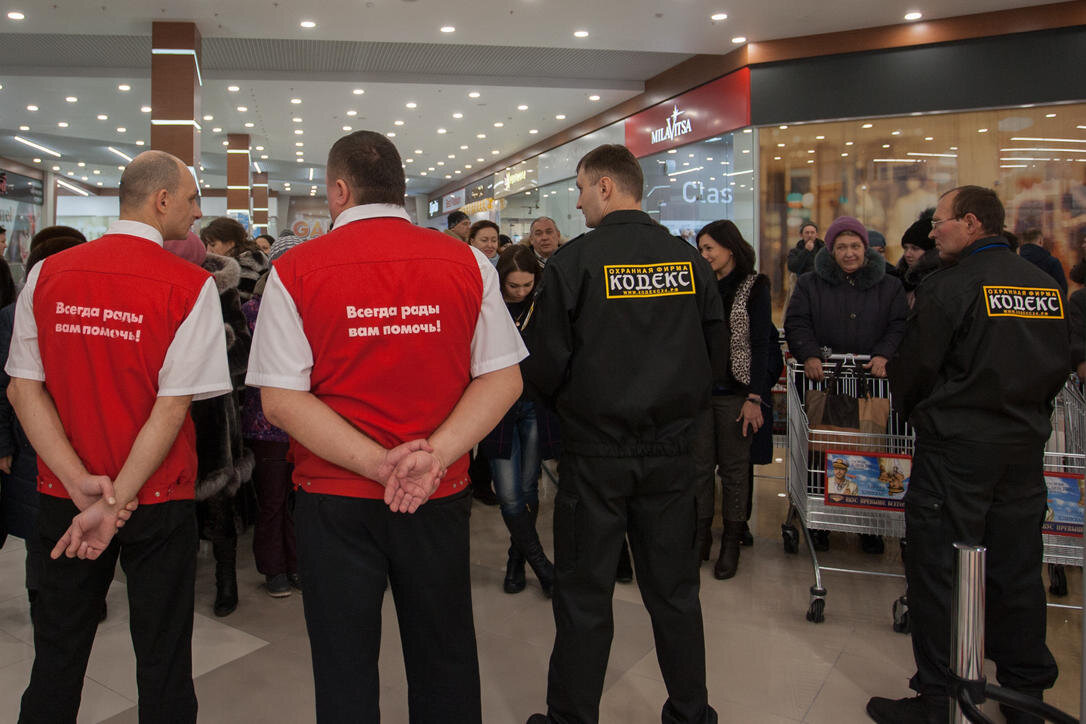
top-left (963, 236), bottom-right (1009, 257)
top-left (596, 209), bottom-right (655, 228)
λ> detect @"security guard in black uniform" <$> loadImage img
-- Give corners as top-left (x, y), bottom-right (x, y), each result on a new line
top-left (522, 144), bottom-right (721, 724)
top-left (868, 185), bottom-right (1068, 724)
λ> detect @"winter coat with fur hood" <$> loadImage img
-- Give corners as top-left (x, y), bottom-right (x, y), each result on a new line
top-left (192, 252), bottom-right (254, 500)
top-left (896, 248), bottom-right (943, 307)
top-left (785, 247), bottom-right (908, 363)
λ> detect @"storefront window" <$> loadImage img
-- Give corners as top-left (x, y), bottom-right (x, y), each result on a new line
top-left (758, 102), bottom-right (1086, 319)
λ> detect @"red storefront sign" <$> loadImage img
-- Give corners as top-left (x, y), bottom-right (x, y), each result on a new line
top-left (624, 68), bottom-right (750, 158)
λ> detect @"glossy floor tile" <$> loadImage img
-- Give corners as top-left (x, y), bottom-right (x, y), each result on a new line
top-left (0, 454), bottom-right (1079, 723)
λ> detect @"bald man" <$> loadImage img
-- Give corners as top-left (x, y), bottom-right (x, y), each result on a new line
top-left (9, 150), bottom-right (231, 723)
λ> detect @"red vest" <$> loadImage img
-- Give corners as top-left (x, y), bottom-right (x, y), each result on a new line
top-left (32, 234), bottom-right (211, 504)
top-left (274, 217), bottom-right (484, 499)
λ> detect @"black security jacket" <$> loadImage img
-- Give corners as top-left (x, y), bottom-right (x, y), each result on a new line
top-left (888, 237), bottom-right (1070, 448)
top-left (521, 210), bottom-right (724, 457)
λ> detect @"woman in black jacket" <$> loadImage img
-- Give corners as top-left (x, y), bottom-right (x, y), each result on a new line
top-left (693, 220), bottom-right (772, 579)
top-left (895, 209), bottom-right (941, 308)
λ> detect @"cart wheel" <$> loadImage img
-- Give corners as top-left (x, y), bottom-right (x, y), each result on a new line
top-left (806, 598), bottom-right (825, 624)
top-left (892, 596), bottom-right (910, 634)
top-left (782, 524), bottom-right (799, 554)
top-left (1048, 564), bottom-right (1068, 597)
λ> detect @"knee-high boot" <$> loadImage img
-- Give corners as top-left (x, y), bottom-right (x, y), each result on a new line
top-left (503, 540), bottom-right (526, 594)
top-left (502, 505), bottom-right (554, 597)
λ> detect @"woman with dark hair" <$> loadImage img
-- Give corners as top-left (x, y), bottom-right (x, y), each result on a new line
top-left (480, 244), bottom-right (557, 595)
top-left (254, 233), bottom-right (275, 255)
top-left (0, 233), bottom-right (85, 618)
top-left (200, 217), bottom-right (269, 302)
top-left (693, 219), bottom-right (773, 579)
top-left (468, 220), bottom-right (500, 263)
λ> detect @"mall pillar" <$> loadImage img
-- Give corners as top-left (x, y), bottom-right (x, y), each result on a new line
top-left (150, 22), bottom-right (202, 174)
top-left (227, 134), bottom-right (251, 223)
top-left (252, 171), bottom-right (269, 234)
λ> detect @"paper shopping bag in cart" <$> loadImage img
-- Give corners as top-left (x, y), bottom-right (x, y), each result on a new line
top-left (805, 368), bottom-right (861, 453)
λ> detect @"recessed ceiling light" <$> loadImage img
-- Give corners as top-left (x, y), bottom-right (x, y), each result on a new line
top-left (118, 84), bottom-right (130, 92)
top-left (413, 149), bottom-right (422, 154)
top-left (93, 169), bottom-right (100, 174)
top-left (891, 130), bottom-right (902, 136)
top-left (32, 157), bottom-right (40, 163)
top-left (574, 30), bottom-right (589, 38)
top-left (465, 164), bottom-right (472, 169)
top-left (468, 91), bottom-right (480, 98)
top-left (8, 11), bottom-right (25, 20)
top-left (353, 88), bottom-right (364, 95)
top-left (290, 98), bottom-right (302, 104)
top-left (136, 140), bottom-right (145, 146)
top-left (140, 105), bottom-right (152, 113)
top-left (296, 158), bottom-right (303, 163)
top-left (65, 96), bottom-right (77, 103)
top-left (260, 154), bottom-right (268, 159)
top-left (222, 140), bottom-right (229, 146)
top-left (346, 110), bottom-right (358, 117)
top-left (300, 20), bottom-right (316, 28)
top-left (294, 129), bottom-right (304, 135)
top-left (18, 125), bottom-right (29, 131)
top-left (447, 154), bottom-right (455, 159)
top-left (845, 141), bottom-right (854, 146)
top-left (212, 126), bottom-right (222, 133)
top-left (57, 121), bottom-right (69, 128)
top-left (711, 12), bottom-right (728, 20)
top-left (405, 158), bottom-right (414, 163)
top-left (459, 145), bottom-right (468, 150)
top-left (904, 11), bottom-right (922, 21)
top-left (555, 114), bottom-right (566, 120)
top-left (491, 150), bottom-right (500, 155)
top-left (394, 120), bottom-right (404, 126)
top-left (342, 125), bottom-right (351, 131)
top-left (816, 135), bottom-right (825, 140)
top-left (477, 157), bottom-right (484, 162)
top-left (203, 114), bottom-right (213, 121)
top-left (296, 151), bottom-right (304, 155)
top-left (237, 105), bottom-right (248, 112)
top-left (776, 142), bottom-right (785, 147)
top-left (1045, 113), bottom-right (1056, 118)
top-left (494, 122), bottom-right (504, 128)
top-left (244, 122), bottom-right (254, 128)
top-left (978, 128), bottom-right (988, 133)
top-left (883, 143), bottom-right (891, 148)
top-left (477, 133), bottom-right (486, 139)
top-left (77, 161), bottom-right (85, 167)
top-left (862, 123), bottom-right (874, 128)
top-left (437, 128), bottom-right (447, 134)
top-left (588, 95), bottom-right (600, 101)
top-left (116, 126), bottom-right (126, 133)
top-left (256, 145), bottom-right (264, 150)
top-left (731, 36), bottom-right (746, 44)
top-left (529, 129), bottom-right (538, 134)
top-left (420, 171), bottom-right (427, 176)
top-left (516, 104), bottom-right (529, 111)
top-left (227, 85), bottom-right (240, 92)
top-left (95, 114), bottom-right (108, 121)
top-left (924, 136), bottom-right (934, 141)
top-left (386, 132), bottom-right (396, 137)
top-left (26, 104), bottom-right (37, 111)
top-left (440, 25), bottom-right (455, 33)
top-left (437, 161), bottom-right (445, 166)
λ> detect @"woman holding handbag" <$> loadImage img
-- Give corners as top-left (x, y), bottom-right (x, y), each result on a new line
top-left (693, 220), bottom-right (773, 579)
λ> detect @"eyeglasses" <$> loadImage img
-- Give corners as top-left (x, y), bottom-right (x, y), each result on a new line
top-left (930, 216), bottom-right (960, 230)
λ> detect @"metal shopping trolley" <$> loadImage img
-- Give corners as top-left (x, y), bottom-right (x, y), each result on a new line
top-left (1041, 378), bottom-right (1086, 598)
top-left (780, 354), bottom-right (912, 624)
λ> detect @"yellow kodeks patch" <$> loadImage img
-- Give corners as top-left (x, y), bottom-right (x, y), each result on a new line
top-left (604, 262), bottom-right (696, 299)
top-left (982, 285), bottom-right (1064, 319)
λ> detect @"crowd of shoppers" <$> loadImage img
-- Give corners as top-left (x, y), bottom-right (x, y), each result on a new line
top-left (0, 133), bottom-right (1079, 724)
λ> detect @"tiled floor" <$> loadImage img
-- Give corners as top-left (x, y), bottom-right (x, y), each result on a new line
top-left (0, 457), bottom-right (1080, 723)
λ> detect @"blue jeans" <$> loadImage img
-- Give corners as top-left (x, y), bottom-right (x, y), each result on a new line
top-left (489, 400), bottom-right (542, 515)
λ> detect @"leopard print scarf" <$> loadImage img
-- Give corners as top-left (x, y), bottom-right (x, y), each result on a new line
top-left (729, 274), bottom-right (757, 386)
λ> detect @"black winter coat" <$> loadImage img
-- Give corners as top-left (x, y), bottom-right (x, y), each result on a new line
top-left (522, 209), bottom-right (724, 457)
top-left (786, 238), bottom-right (825, 276)
top-left (784, 248), bottom-right (908, 362)
top-left (0, 303), bottom-right (37, 544)
top-left (1019, 243), bottom-right (1068, 294)
top-left (1069, 288), bottom-right (1085, 371)
top-left (889, 237), bottom-right (1070, 447)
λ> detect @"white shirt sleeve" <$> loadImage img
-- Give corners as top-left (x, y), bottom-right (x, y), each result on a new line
top-left (468, 246), bottom-right (529, 377)
top-left (158, 277), bottom-right (232, 400)
top-left (245, 267), bottom-right (314, 391)
top-left (5, 263), bottom-right (45, 381)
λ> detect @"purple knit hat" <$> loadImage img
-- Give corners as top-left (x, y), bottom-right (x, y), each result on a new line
top-left (164, 231), bottom-right (207, 266)
top-left (824, 216), bottom-right (869, 250)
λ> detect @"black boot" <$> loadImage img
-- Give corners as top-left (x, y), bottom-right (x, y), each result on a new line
top-left (503, 541), bottom-right (526, 594)
top-left (616, 540), bottom-right (633, 583)
top-left (503, 506), bottom-right (554, 597)
top-left (714, 521), bottom-right (742, 580)
top-left (213, 539), bottom-right (239, 617)
top-left (739, 521), bottom-right (754, 547)
top-left (695, 517), bottom-right (712, 562)
top-left (866, 694), bottom-right (946, 724)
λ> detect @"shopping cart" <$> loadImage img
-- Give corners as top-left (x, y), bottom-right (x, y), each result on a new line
top-left (781, 354), bottom-right (912, 624)
top-left (1041, 378), bottom-right (1085, 597)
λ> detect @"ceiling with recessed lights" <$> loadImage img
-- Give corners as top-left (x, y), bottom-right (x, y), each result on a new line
top-left (0, 0), bottom-right (1061, 198)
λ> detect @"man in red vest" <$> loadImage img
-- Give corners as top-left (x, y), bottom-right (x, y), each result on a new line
top-left (248, 130), bottom-right (525, 723)
top-left (7, 150), bottom-right (231, 723)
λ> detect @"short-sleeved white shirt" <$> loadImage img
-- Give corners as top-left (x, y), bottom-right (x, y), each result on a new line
top-left (247, 203), bottom-right (527, 391)
top-left (5, 220), bottom-right (232, 401)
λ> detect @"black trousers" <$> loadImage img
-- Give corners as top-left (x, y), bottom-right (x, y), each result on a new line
top-left (294, 489), bottom-right (480, 724)
top-left (546, 454), bottom-right (717, 724)
top-left (905, 440), bottom-right (1058, 698)
top-left (20, 496), bottom-right (198, 724)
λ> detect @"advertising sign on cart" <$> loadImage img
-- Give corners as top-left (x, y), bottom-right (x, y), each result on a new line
top-left (823, 450), bottom-right (911, 511)
top-left (1043, 472), bottom-right (1084, 538)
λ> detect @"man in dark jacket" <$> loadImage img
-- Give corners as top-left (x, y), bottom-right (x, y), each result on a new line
top-left (786, 221), bottom-right (823, 276)
top-left (523, 144), bottom-right (721, 724)
top-left (1018, 228), bottom-right (1067, 294)
top-left (869, 186), bottom-right (1069, 724)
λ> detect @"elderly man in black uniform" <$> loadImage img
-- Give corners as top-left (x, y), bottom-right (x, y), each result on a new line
top-left (523, 144), bottom-right (721, 724)
top-left (868, 186), bottom-right (1068, 724)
